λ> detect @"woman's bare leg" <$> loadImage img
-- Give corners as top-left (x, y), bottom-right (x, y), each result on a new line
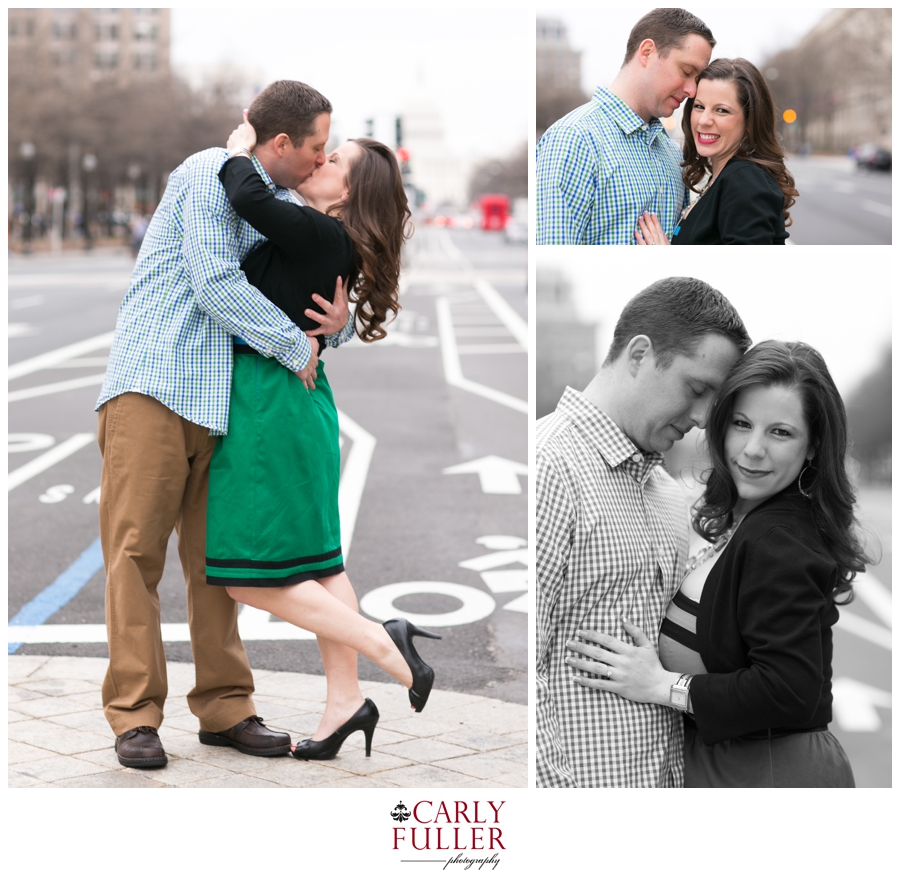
top-left (226, 574), bottom-right (413, 737)
top-left (312, 574), bottom-right (365, 739)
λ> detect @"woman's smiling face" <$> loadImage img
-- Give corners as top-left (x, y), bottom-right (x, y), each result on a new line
top-left (691, 77), bottom-right (746, 172)
top-left (725, 383), bottom-right (812, 515)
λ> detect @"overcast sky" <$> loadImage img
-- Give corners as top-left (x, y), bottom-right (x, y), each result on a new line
top-left (540, 7), bottom-right (832, 94)
top-left (170, 8), bottom-right (530, 162)
top-left (536, 247), bottom-right (891, 399)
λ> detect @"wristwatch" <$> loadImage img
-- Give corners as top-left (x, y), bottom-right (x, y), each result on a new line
top-left (669, 673), bottom-right (692, 711)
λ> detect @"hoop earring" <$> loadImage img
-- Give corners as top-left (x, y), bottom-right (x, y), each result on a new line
top-left (797, 461), bottom-right (813, 498)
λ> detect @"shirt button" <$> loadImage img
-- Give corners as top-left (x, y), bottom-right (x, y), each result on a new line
top-left (632, 452), bottom-right (643, 463)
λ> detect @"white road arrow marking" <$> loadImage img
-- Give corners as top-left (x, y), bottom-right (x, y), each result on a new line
top-left (831, 678), bottom-right (892, 732)
top-left (443, 455), bottom-right (528, 494)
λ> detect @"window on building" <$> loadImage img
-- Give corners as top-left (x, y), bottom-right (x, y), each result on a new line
top-left (95, 51), bottom-right (119, 70)
top-left (95, 23), bottom-right (120, 40)
top-left (53, 20), bottom-right (78, 40)
top-left (134, 20), bottom-right (158, 41)
top-left (134, 52), bottom-right (158, 71)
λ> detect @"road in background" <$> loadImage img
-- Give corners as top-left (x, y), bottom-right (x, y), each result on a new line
top-left (785, 156), bottom-right (891, 245)
top-left (8, 225), bottom-right (528, 704)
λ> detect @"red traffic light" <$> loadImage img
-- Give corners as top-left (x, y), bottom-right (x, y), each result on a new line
top-left (396, 147), bottom-right (410, 162)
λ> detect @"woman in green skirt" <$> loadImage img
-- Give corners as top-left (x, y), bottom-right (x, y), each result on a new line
top-left (205, 118), bottom-right (439, 760)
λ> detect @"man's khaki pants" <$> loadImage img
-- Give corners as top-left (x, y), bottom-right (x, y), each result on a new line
top-left (98, 392), bottom-right (256, 736)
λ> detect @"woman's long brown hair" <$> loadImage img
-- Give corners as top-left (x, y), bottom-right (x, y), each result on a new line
top-left (680, 58), bottom-right (799, 226)
top-left (329, 138), bottom-right (412, 342)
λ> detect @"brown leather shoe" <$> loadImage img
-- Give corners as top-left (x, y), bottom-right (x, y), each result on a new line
top-left (198, 715), bottom-right (291, 757)
top-left (115, 726), bottom-right (168, 768)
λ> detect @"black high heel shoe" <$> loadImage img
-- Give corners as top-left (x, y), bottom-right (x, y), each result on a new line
top-left (383, 618), bottom-right (442, 713)
top-left (291, 698), bottom-right (379, 760)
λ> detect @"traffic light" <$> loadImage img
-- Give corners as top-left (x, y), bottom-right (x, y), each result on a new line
top-left (365, 118), bottom-right (374, 137)
top-left (395, 117), bottom-right (403, 149)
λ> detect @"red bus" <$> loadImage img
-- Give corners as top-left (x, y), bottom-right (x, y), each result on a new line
top-left (480, 194), bottom-right (510, 231)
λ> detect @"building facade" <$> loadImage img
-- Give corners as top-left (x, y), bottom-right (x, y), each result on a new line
top-left (9, 8), bottom-right (171, 89)
top-left (536, 18), bottom-right (587, 137)
top-left (766, 8), bottom-right (892, 152)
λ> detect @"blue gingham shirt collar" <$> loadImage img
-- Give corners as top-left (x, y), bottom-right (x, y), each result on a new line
top-left (593, 87), bottom-right (669, 143)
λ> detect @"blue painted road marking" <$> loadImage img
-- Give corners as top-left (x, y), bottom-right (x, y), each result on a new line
top-left (8, 537), bottom-right (104, 654)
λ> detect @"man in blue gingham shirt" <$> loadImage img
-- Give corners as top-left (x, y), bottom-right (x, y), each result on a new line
top-left (536, 278), bottom-right (749, 786)
top-left (97, 135), bottom-right (352, 432)
top-left (95, 81), bottom-right (353, 768)
top-left (536, 9), bottom-right (715, 244)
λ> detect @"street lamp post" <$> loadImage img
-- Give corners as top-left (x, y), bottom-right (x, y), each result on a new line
top-left (19, 142), bottom-right (36, 254)
top-left (82, 153), bottom-right (98, 250)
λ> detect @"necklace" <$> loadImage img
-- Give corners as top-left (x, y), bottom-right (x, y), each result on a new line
top-left (680, 175), bottom-right (716, 223)
top-left (684, 517), bottom-right (742, 574)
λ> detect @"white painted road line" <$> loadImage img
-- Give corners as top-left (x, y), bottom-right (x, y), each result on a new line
top-left (473, 277), bottom-right (528, 348)
top-left (336, 408), bottom-right (376, 558)
top-left (853, 571), bottom-right (892, 628)
top-left (7, 273), bottom-right (132, 289)
top-left (436, 297), bottom-right (528, 414)
top-left (456, 344), bottom-right (524, 355)
top-left (8, 433), bottom-right (96, 492)
top-left (831, 678), bottom-right (892, 732)
top-left (9, 373), bottom-right (107, 403)
top-left (8, 331), bottom-right (115, 380)
top-left (862, 199), bottom-right (891, 218)
top-left (836, 610), bottom-right (892, 650)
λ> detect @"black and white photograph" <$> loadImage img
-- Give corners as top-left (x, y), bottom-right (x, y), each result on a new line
top-left (535, 250), bottom-right (891, 789)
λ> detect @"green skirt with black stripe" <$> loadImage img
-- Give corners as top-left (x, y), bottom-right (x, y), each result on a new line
top-left (205, 347), bottom-right (343, 587)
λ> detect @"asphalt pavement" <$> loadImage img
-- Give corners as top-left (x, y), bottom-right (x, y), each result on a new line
top-left (785, 155), bottom-right (891, 245)
top-left (8, 226), bottom-right (528, 787)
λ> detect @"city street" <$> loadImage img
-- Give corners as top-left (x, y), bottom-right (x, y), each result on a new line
top-left (8, 225), bottom-right (527, 707)
top-left (829, 486), bottom-right (892, 788)
top-left (785, 155), bottom-right (891, 245)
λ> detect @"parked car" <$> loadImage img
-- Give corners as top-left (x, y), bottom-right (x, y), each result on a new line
top-left (856, 144), bottom-right (892, 171)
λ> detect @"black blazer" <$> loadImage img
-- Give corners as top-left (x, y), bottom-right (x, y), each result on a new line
top-left (689, 484), bottom-right (840, 745)
top-left (671, 157), bottom-right (788, 245)
top-left (218, 158), bottom-right (355, 345)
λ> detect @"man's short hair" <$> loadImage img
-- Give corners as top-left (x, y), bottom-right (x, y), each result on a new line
top-left (247, 80), bottom-right (332, 147)
top-left (622, 8), bottom-right (715, 66)
top-left (603, 277), bottom-right (751, 368)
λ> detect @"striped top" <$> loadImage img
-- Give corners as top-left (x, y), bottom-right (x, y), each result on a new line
top-left (658, 589), bottom-right (707, 676)
top-left (536, 88), bottom-right (689, 245)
